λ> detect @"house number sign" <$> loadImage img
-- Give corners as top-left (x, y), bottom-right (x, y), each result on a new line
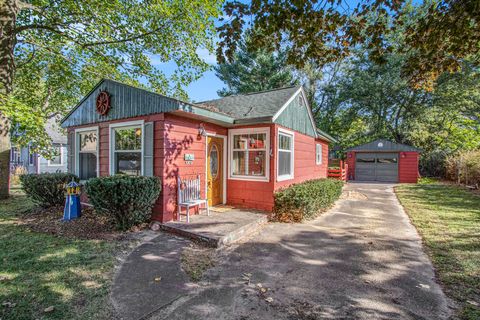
top-left (184, 154), bottom-right (194, 164)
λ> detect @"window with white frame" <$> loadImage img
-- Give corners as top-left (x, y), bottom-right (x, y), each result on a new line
top-left (77, 129), bottom-right (98, 180)
top-left (10, 147), bottom-right (20, 164)
top-left (48, 144), bottom-right (62, 166)
top-left (316, 143), bottom-right (322, 165)
top-left (28, 146), bottom-right (35, 166)
top-left (229, 128), bottom-right (269, 180)
top-left (277, 129), bottom-right (294, 180)
top-left (111, 124), bottom-right (142, 176)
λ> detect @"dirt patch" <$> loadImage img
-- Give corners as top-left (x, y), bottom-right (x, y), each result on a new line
top-left (181, 243), bottom-right (216, 281)
top-left (19, 206), bottom-right (147, 240)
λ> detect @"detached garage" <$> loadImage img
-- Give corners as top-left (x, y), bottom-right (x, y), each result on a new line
top-left (346, 139), bottom-right (420, 183)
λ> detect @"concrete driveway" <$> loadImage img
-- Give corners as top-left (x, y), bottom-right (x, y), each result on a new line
top-left (146, 183), bottom-right (451, 319)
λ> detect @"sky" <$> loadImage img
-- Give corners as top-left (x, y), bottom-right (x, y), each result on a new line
top-left (148, 42), bottom-right (225, 103)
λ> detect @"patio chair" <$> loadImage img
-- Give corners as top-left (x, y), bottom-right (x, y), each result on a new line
top-left (177, 175), bottom-right (209, 223)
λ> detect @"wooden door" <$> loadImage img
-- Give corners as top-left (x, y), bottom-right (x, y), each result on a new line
top-left (207, 136), bottom-right (223, 206)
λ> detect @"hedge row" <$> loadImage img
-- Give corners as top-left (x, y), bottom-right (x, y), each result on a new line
top-left (273, 178), bottom-right (344, 222)
top-left (20, 173), bottom-right (161, 230)
top-left (20, 173), bottom-right (79, 207)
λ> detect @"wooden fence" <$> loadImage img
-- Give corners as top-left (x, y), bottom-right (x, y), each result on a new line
top-left (328, 160), bottom-right (348, 181)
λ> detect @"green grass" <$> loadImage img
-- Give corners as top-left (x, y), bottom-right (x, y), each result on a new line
top-left (396, 182), bottom-right (480, 320)
top-left (0, 194), bottom-right (116, 320)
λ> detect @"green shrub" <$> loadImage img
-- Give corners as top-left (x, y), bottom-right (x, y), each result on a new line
top-left (20, 173), bottom-right (79, 207)
top-left (273, 178), bottom-right (344, 222)
top-left (85, 175), bottom-right (161, 230)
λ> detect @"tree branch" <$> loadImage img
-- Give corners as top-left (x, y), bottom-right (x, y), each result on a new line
top-left (81, 26), bottom-right (164, 48)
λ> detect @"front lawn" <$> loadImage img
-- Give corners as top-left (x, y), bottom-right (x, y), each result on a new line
top-left (395, 181), bottom-right (480, 320)
top-left (0, 194), bottom-right (117, 320)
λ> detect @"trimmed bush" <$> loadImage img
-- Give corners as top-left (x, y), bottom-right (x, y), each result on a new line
top-left (273, 178), bottom-right (344, 222)
top-left (20, 173), bottom-right (79, 207)
top-left (85, 175), bottom-right (161, 230)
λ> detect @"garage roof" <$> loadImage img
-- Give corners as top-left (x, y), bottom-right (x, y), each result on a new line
top-left (346, 139), bottom-right (421, 152)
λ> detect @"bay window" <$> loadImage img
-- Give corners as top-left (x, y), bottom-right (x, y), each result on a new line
top-left (277, 129), bottom-right (294, 181)
top-left (76, 128), bottom-right (98, 180)
top-left (229, 128), bottom-right (269, 181)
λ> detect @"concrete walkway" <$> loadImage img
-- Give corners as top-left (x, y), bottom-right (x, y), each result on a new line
top-left (111, 233), bottom-right (191, 320)
top-left (113, 183), bottom-right (451, 320)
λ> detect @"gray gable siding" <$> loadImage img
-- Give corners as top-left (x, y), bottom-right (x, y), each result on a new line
top-left (274, 93), bottom-right (317, 137)
top-left (199, 86), bottom-right (299, 119)
top-left (61, 79), bottom-right (183, 128)
top-left (346, 139), bottom-right (421, 152)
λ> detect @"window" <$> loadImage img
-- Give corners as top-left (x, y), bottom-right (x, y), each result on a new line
top-left (356, 156), bottom-right (375, 163)
top-left (316, 144), bottom-right (323, 165)
top-left (377, 155), bottom-right (398, 164)
top-left (28, 146), bottom-right (35, 166)
top-left (210, 145), bottom-right (219, 179)
top-left (77, 129), bottom-right (98, 180)
top-left (48, 144), bottom-right (62, 166)
top-left (10, 147), bottom-right (20, 163)
top-left (229, 128), bottom-right (269, 181)
top-left (111, 123), bottom-right (143, 176)
top-left (277, 129), bottom-right (294, 181)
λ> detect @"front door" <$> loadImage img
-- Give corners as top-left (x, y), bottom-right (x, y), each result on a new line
top-left (207, 136), bottom-right (223, 206)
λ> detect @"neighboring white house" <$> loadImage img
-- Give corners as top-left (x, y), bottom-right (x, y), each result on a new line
top-left (10, 119), bottom-right (68, 174)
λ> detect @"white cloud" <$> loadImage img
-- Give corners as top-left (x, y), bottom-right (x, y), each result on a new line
top-left (196, 48), bottom-right (217, 65)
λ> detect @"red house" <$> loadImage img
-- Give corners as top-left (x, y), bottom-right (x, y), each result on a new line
top-left (345, 139), bottom-right (420, 183)
top-left (61, 79), bottom-right (335, 222)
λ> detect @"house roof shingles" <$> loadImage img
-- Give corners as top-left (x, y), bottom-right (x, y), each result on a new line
top-left (197, 86), bottom-right (300, 120)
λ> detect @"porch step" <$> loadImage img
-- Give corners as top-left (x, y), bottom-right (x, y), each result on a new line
top-left (158, 210), bottom-right (269, 248)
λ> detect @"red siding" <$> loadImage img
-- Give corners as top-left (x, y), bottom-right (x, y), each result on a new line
top-left (399, 152), bottom-right (419, 183)
top-left (160, 114), bottom-right (227, 222)
top-left (69, 116), bottom-right (331, 222)
top-left (273, 124), bottom-right (329, 191)
top-left (346, 151), bottom-right (355, 180)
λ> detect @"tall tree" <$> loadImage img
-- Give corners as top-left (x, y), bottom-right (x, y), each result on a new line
top-left (214, 38), bottom-right (295, 96)
top-left (0, 0), bottom-right (222, 198)
top-left (319, 50), bottom-right (480, 175)
top-left (217, 0), bottom-right (480, 90)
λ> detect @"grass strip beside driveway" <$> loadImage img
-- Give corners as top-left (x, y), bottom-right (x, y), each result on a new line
top-left (395, 181), bottom-right (480, 320)
top-left (0, 194), bottom-right (116, 320)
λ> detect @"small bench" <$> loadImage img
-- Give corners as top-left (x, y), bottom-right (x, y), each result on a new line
top-left (177, 175), bottom-right (209, 223)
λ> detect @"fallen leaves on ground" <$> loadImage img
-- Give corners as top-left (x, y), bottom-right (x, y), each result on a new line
top-left (181, 244), bottom-right (216, 282)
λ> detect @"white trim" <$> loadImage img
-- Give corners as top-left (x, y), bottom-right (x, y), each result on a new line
top-left (206, 133), bottom-right (227, 205)
top-left (299, 87), bottom-right (320, 139)
top-left (271, 87), bottom-right (319, 139)
top-left (316, 143), bottom-right (323, 165)
top-left (27, 145), bottom-right (35, 166)
top-left (271, 87), bottom-right (302, 122)
top-left (75, 126), bottom-right (99, 180)
top-left (277, 127), bottom-right (295, 181)
top-left (47, 143), bottom-right (64, 166)
top-left (109, 120), bottom-right (145, 176)
top-left (228, 127), bottom-right (270, 182)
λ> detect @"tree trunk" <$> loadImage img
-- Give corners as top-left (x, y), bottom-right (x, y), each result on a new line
top-left (0, 0), bottom-right (19, 199)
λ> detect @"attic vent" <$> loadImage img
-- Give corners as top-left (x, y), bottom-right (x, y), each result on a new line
top-left (378, 142), bottom-right (384, 148)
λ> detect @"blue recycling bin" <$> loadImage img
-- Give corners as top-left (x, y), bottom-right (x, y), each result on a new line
top-left (63, 180), bottom-right (82, 221)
